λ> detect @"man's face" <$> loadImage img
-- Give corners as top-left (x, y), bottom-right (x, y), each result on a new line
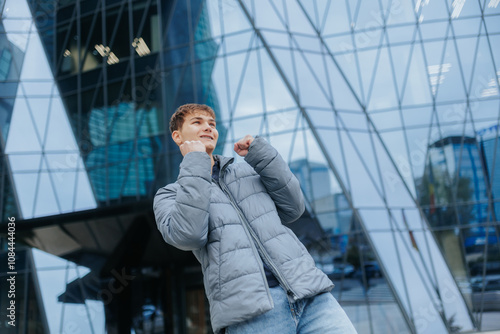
top-left (172, 111), bottom-right (219, 154)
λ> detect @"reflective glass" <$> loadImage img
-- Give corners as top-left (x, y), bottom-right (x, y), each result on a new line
top-left (419, 21), bottom-right (449, 41)
top-left (452, 17), bottom-right (482, 37)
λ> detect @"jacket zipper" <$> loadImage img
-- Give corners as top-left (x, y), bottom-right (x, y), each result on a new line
top-left (217, 165), bottom-right (298, 301)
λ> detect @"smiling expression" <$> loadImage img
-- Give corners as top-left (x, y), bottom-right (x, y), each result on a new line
top-left (172, 111), bottom-right (219, 154)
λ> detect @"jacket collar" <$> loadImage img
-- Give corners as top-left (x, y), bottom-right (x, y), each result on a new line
top-left (213, 155), bottom-right (234, 172)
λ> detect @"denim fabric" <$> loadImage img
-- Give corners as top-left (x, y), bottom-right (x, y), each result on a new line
top-left (225, 286), bottom-right (357, 334)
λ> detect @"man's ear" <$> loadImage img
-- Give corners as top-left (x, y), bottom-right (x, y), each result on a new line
top-left (172, 131), bottom-right (182, 146)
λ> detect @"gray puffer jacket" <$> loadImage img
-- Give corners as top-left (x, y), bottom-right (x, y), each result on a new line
top-left (153, 137), bottom-right (333, 333)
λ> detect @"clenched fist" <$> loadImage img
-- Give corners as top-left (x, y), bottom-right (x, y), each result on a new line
top-left (234, 135), bottom-right (254, 157)
top-left (180, 140), bottom-right (206, 156)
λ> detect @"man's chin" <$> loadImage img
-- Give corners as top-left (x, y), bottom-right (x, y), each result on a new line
top-left (204, 143), bottom-right (217, 154)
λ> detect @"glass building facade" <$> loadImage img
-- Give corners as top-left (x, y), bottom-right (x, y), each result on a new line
top-left (0, 0), bottom-right (499, 333)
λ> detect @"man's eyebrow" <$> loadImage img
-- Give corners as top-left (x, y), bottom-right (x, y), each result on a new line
top-left (189, 116), bottom-right (216, 123)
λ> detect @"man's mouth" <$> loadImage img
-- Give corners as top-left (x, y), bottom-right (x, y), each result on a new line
top-left (200, 135), bottom-right (213, 140)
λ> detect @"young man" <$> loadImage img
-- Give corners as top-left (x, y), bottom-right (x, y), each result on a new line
top-left (154, 104), bottom-right (356, 334)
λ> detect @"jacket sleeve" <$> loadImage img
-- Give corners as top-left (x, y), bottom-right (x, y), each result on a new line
top-left (244, 136), bottom-right (305, 224)
top-left (153, 151), bottom-right (212, 251)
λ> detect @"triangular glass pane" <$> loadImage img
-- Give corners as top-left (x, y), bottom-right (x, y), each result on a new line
top-left (297, 0), bottom-right (319, 29)
top-left (449, 0), bottom-right (482, 18)
top-left (419, 21), bottom-right (449, 41)
top-left (470, 99), bottom-right (500, 123)
top-left (369, 109), bottom-right (402, 132)
top-left (387, 43), bottom-right (412, 94)
top-left (44, 96), bottom-right (78, 150)
top-left (33, 171), bottom-right (60, 217)
top-left (401, 43), bottom-right (433, 106)
top-left (254, 0), bottom-right (286, 30)
top-left (355, 26), bottom-right (384, 50)
top-left (211, 58), bottom-right (231, 122)
top-left (354, 0), bottom-right (383, 31)
top-left (46, 160), bottom-right (77, 214)
top-left (387, 24), bottom-right (416, 45)
top-left (270, 47), bottom-right (298, 93)
top-left (327, 55), bottom-right (363, 111)
top-left (469, 34), bottom-right (498, 99)
top-left (315, 0), bottom-right (331, 33)
top-left (289, 128), bottom-right (307, 163)
top-left (380, 130), bottom-right (417, 197)
top-left (3, 0), bottom-right (32, 18)
top-left (261, 30), bottom-right (289, 49)
top-left (224, 52), bottom-right (252, 112)
top-left (316, 129), bottom-right (349, 191)
top-left (304, 128), bottom-right (327, 163)
top-left (385, 0), bottom-right (416, 25)
top-left (451, 17), bottom-right (482, 37)
top-left (302, 50), bottom-right (330, 94)
top-left (283, 0), bottom-right (316, 34)
top-left (434, 39), bottom-right (467, 103)
top-left (232, 52), bottom-right (266, 118)
top-left (294, 34), bottom-right (322, 53)
top-left (367, 47), bottom-right (399, 110)
top-left (372, 131), bottom-right (416, 207)
top-left (356, 48), bottom-right (378, 100)
top-left (455, 37), bottom-right (479, 92)
top-left (332, 50), bottom-right (364, 104)
top-left (294, 52), bottom-right (331, 108)
top-left (338, 111), bottom-right (368, 131)
top-left (421, 38), bottom-right (447, 94)
top-left (19, 31), bottom-right (53, 80)
top-left (404, 126), bottom-right (432, 178)
top-left (9, 153), bottom-right (42, 172)
top-left (220, 0), bottom-right (253, 35)
top-left (223, 30), bottom-right (254, 54)
top-left (341, 131), bottom-right (384, 207)
top-left (267, 108), bottom-right (299, 134)
top-left (401, 105), bottom-right (433, 127)
top-left (484, 0), bottom-right (500, 14)
top-left (418, 0), bottom-right (449, 22)
top-left (5, 97), bottom-right (42, 153)
top-left (231, 117), bottom-right (261, 138)
top-left (436, 102), bottom-right (466, 131)
top-left (27, 97), bottom-right (51, 141)
top-left (308, 108), bottom-right (336, 130)
top-left (12, 172), bottom-right (38, 218)
top-left (269, 132), bottom-right (295, 164)
top-left (260, 48), bottom-right (297, 111)
top-left (486, 34), bottom-right (500, 73)
top-left (484, 14), bottom-right (500, 33)
top-left (324, 35), bottom-right (353, 56)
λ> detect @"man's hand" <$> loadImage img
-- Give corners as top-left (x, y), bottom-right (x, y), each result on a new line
top-left (180, 140), bottom-right (206, 156)
top-left (234, 135), bottom-right (254, 156)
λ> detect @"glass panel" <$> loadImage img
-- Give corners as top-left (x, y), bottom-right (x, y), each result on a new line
top-left (368, 47), bottom-right (399, 110)
top-left (322, 0), bottom-right (351, 35)
top-left (419, 21), bottom-right (448, 41)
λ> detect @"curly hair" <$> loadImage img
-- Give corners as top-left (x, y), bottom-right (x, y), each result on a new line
top-left (169, 104), bottom-right (216, 133)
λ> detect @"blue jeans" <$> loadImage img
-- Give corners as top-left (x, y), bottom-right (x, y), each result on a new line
top-left (224, 285), bottom-right (357, 334)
